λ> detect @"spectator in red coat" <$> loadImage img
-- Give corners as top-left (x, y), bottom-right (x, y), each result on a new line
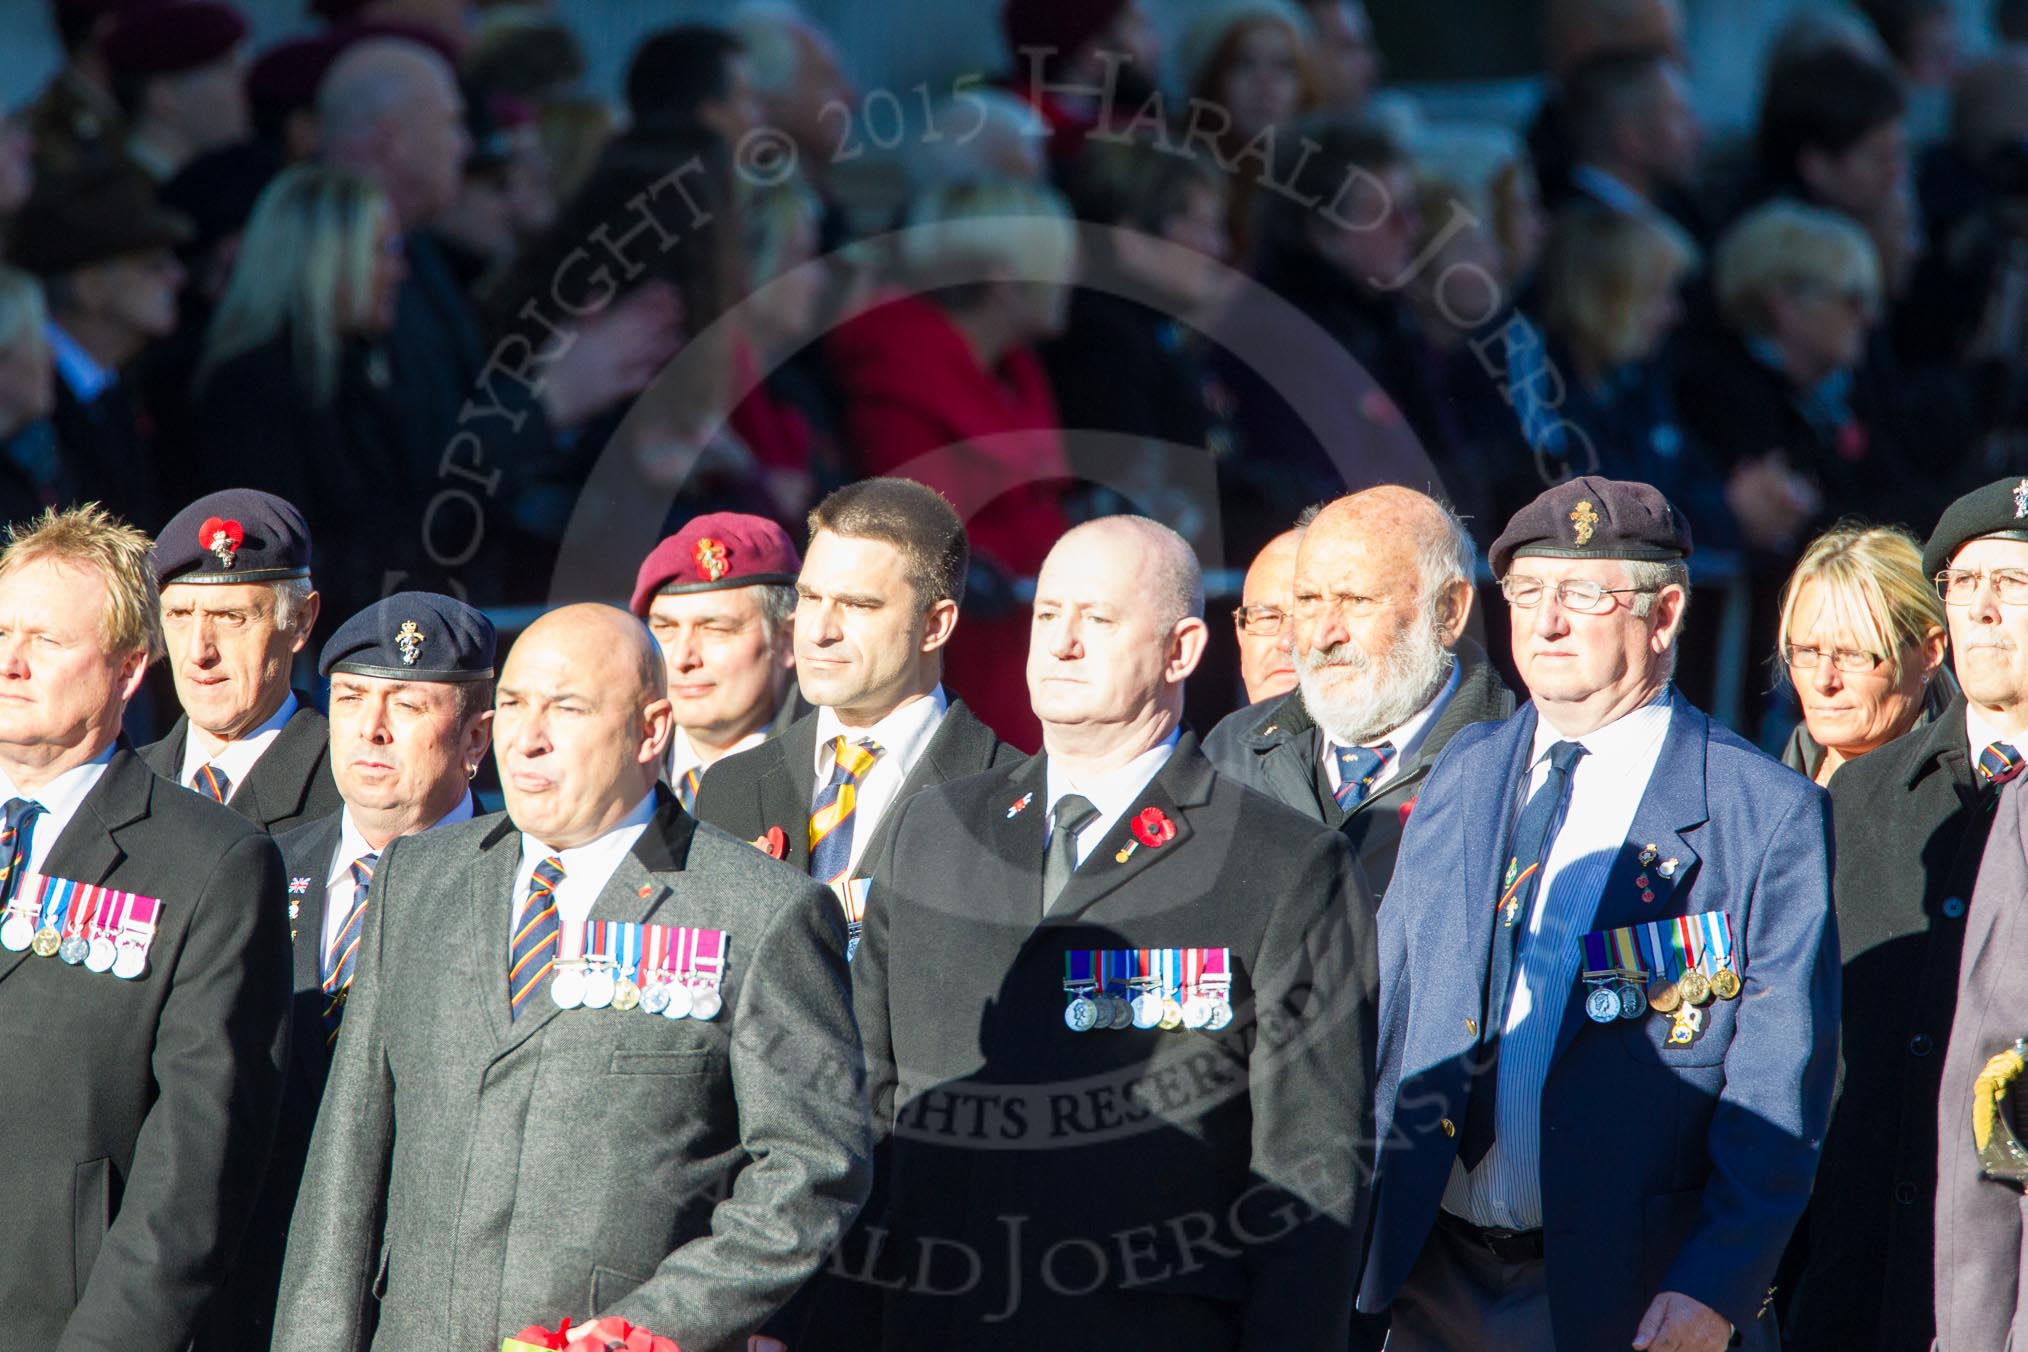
top-left (826, 178), bottom-right (1079, 748)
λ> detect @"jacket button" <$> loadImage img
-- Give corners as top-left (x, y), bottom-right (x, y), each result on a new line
top-left (1910, 1034), bottom-right (1934, 1056)
top-left (1895, 1181), bottom-right (1918, 1205)
top-left (1440, 1118), bottom-right (1456, 1137)
top-left (1944, 896), bottom-right (1966, 919)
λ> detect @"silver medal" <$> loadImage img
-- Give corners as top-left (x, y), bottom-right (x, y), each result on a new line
top-left (111, 943), bottom-right (146, 980)
top-left (1064, 995), bottom-right (1098, 1032)
top-left (690, 986), bottom-right (723, 1021)
top-left (85, 936), bottom-right (116, 972)
top-left (1181, 994), bottom-right (1212, 1029)
top-left (1585, 986), bottom-right (1621, 1023)
top-left (549, 965), bottom-right (585, 1010)
top-left (1131, 991), bottom-right (1163, 1029)
top-left (660, 982), bottom-right (695, 1020)
top-left (580, 964), bottom-right (616, 1010)
top-left (1203, 997), bottom-right (1232, 1031)
top-left (641, 982), bottom-right (671, 1015)
top-left (1616, 982), bottom-right (1647, 1020)
top-left (0, 914), bottom-right (30, 951)
top-left (58, 935), bottom-right (87, 965)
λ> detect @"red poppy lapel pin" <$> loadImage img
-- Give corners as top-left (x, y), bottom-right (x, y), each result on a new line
top-left (751, 826), bottom-right (787, 859)
top-left (1130, 806), bottom-right (1176, 847)
top-left (198, 515), bottom-right (244, 568)
top-left (1398, 795), bottom-right (1417, 825)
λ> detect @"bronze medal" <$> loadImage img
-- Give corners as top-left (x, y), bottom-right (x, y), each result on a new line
top-left (1647, 978), bottom-right (1682, 1014)
top-left (30, 926), bottom-right (61, 958)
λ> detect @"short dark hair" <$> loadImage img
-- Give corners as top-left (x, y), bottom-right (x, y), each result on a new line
top-left (1757, 47), bottom-right (1907, 182)
top-left (807, 478), bottom-right (970, 609)
top-left (1560, 48), bottom-right (1675, 164)
top-left (625, 25), bottom-right (742, 135)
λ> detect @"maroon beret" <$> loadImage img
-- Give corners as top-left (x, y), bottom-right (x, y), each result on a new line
top-left (104, 0), bottom-right (248, 78)
top-left (324, 17), bottom-right (461, 67)
top-left (1002, 0), bottom-right (1130, 63)
top-left (1489, 475), bottom-right (1692, 578)
top-left (630, 513), bottom-right (802, 616)
top-left (247, 33), bottom-right (342, 112)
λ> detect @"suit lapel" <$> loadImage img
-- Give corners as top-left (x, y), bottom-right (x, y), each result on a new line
top-left (0, 749), bottom-right (152, 989)
top-left (773, 715), bottom-right (821, 870)
top-left (137, 718), bottom-right (184, 781)
top-left (467, 817), bottom-right (523, 1048)
top-left (235, 702), bottom-right (324, 829)
top-left (1465, 708), bottom-right (1540, 1022)
top-left (973, 755), bottom-right (1051, 930)
top-left (287, 817), bottom-right (343, 995)
top-left (1045, 740), bottom-right (1214, 924)
top-left (851, 699), bottom-right (993, 883)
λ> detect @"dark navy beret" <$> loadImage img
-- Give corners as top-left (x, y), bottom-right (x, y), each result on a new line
top-left (1922, 477), bottom-right (2028, 579)
top-left (1489, 475), bottom-right (1693, 578)
top-left (153, 489), bottom-right (312, 586)
top-left (319, 591), bottom-right (496, 683)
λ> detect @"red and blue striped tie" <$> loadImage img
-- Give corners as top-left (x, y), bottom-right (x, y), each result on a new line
top-left (321, 853), bottom-right (378, 1042)
top-left (191, 763), bottom-right (231, 803)
top-left (1979, 741), bottom-right (2024, 787)
top-left (507, 856), bottom-right (565, 1019)
top-left (0, 798), bottom-right (43, 907)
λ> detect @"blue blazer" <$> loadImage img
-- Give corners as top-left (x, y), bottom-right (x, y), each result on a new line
top-left (1358, 697), bottom-right (1839, 1350)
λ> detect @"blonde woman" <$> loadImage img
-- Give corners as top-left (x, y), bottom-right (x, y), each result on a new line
top-left (191, 164), bottom-right (411, 624)
top-left (1776, 522), bottom-right (1949, 783)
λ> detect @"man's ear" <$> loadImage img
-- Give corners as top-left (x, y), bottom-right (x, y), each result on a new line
top-left (290, 590), bottom-right (322, 654)
top-left (1168, 617), bottom-right (1209, 685)
top-left (639, 696), bottom-right (675, 765)
top-left (920, 597), bottom-right (960, 654)
top-left (1437, 577), bottom-right (1475, 646)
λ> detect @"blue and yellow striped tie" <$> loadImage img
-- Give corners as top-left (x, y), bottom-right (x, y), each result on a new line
top-left (321, 853), bottom-right (378, 1043)
top-left (677, 766), bottom-right (702, 813)
top-left (507, 856), bottom-right (565, 1019)
top-left (808, 737), bottom-right (882, 889)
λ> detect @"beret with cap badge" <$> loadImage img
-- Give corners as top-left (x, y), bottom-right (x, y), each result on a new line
top-left (1489, 475), bottom-right (1693, 578)
top-left (319, 591), bottom-right (496, 684)
top-left (1922, 476), bottom-right (2028, 580)
top-left (153, 488), bottom-right (312, 586)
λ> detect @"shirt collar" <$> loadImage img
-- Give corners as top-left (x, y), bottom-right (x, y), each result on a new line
top-left (0, 741), bottom-right (115, 822)
top-left (183, 690), bottom-right (298, 786)
top-left (518, 789), bottom-right (658, 874)
top-left (813, 685), bottom-right (948, 777)
top-left (1532, 686), bottom-right (1674, 765)
top-left (45, 321), bottom-right (113, 403)
top-left (1965, 702), bottom-right (2024, 760)
top-left (330, 792), bottom-right (475, 886)
top-left (1329, 661), bottom-right (1461, 761)
top-left (670, 722), bottom-right (770, 780)
top-left (1045, 730), bottom-right (1181, 823)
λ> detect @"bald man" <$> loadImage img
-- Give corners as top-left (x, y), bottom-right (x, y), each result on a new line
top-left (1206, 488), bottom-right (1513, 897)
top-left (834, 516), bottom-right (1379, 1347)
top-left (1235, 527), bottom-right (1302, 705)
top-left (273, 605), bottom-right (871, 1352)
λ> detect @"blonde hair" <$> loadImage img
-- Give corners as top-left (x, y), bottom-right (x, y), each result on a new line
top-left (1778, 522), bottom-right (1944, 683)
top-left (1715, 198), bottom-right (1880, 336)
top-left (0, 264), bottom-right (48, 353)
top-left (0, 505), bottom-right (163, 658)
top-left (893, 178), bottom-right (1076, 294)
top-left (197, 164), bottom-right (392, 407)
top-left (1542, 205), bottom-right (1698, 370)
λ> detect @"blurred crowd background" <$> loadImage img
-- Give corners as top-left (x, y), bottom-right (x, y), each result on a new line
top-left (0, 0), bottom-right (2015, 750)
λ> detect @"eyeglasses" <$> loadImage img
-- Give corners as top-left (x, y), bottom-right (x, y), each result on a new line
top-left (1499, 576), bottom-right (1656, 614)
top-left (1233, 604), bottom-right (1288, 636)
top-left (1936, 568), bottom-right (2028, 606)
top-left (1782, 643), bottom-right (1883, 673)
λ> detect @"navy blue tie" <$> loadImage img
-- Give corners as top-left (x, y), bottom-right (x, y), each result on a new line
top-left (1332, 742), bottom-right (1395, 810)
top-left (1459, 739), bottom-right (1587, 1169)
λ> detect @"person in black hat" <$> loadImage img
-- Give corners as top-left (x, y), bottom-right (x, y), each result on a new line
top-left (1361, 475), bottom-right (1838, 1352)
top-left (207, 590), bottom-right (494, 1351)
top-left (8, 159), bottom-right (188, 530)
top-left (103, 0), bottom-right (250, 183)
top-left (1787, 474), bottom-right (2028, 1350)
top-left (139, 489), bottom-right (342, 833)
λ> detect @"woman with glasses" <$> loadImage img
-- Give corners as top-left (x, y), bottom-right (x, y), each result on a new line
top-left (1775, 522), bottom-right (1949, 784)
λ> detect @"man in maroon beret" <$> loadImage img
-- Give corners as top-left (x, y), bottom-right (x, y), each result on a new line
top-left (103, 0), bottom-right (250, 181)
top-left (631, 512), bottom-right (803, 812)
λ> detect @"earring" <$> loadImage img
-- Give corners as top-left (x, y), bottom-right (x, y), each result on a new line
top-left (465, 763), bottom-right (478, 781)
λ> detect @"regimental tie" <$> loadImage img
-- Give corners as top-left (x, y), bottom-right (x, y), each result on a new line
top-left (1332, 741), bottom-right (1397, 810)
top-left (1459, 738), bottom-right (1588, 1170)
top-left (1978, 740), bottom-right (2025, 787)
top-left (677, 767), bottom-right (703, 814)
top-left (191, 763), bottom-right (232, 803)
top-left (320, 852), bottom-right (379, 1043)
top-left (507, 856), bottom-right (565, 1020)
top-left (808, 737), bottom-right (883, 889)
top-left (0, 797), bottom-right (43, 908)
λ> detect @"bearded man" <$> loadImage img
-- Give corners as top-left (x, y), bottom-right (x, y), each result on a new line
top-left (1203, 486), bottom-right (1515, 894)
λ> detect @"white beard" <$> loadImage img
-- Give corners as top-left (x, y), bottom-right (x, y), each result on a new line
top-left (1296, 616), bottom-right (1454, 747)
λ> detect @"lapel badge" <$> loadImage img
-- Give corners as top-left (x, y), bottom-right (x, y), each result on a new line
top-left (1398, 794), bottom-right (1417, 825)
top-left (2015, 479), bottom-right (2028, 519)
top-left (288, 876), bottom-right (310, 894)
top-left (751, 825), bottom-right (787, 859)
top-left (693, 536), bottom-right (731, 582)
top-left (637, 883), bottom-right (653, 898)
top-left (1659, 857), bottom-right (1678, 878)
top-left (1007, 792), bottom-right (1033, 819)
top-left (395, 619), bottom-right (425, 665)
top-left (1638, 844), bottom-right (1659, 867)
top-left (1130, 806), bottom-right (1176, 848)
top-left (1569, 499), bottom-right (1599, 547)
top-left (198, 515), bottom-right (244, 568)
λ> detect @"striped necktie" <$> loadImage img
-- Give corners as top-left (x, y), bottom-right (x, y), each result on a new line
top-left (192, 763), bottom-right (231, 803)
top-left (677, 766), bottom-right (702, 813)
top-left (809, 737), bottom-right (883, 888)
top-left (1332, 741), bottom-right (1397, 810)
top-left (1979, 741), bottom-right (2025, 787)
top-left (0, 797), bottom-right (44, 907)
top-left (507, 856), bottom-right (565, 1019)
top-left (321, 853), bottom-right (379, 1042)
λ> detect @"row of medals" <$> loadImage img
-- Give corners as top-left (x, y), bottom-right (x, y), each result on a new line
top-left (1585, 963), bottom-right (1742, 1044)
top-left (1, 913), bottom-right (145, 979)
top-left (550, 958), bottom-right (722, 1021)
top-left (1065, 983), bottom-right (1231, 1033)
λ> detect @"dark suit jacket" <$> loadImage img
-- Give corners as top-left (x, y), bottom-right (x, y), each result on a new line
top-left (1359, 698), bottom-right (1839, 1350)
top-left (139, 697), bottom-right (342, 835)
top-left (0, 747), bottom-right (290, 1350)
top-left (693, 695), bottom-right (1020, 879)
top-left (1787, 695), bottom-right (1992, 1351)
top-left (271, 791), bottom-right (872, 1352)
top-left (844, 738), bottom-right (1379, 1348)
top-left (1201, 641), bottom-right (1514, 897)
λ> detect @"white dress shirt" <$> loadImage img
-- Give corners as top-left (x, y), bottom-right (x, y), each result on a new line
top-left (1043, 731), bottom-right (1181, 867)
top-left (512, 792), bottom-right (658, 952)
top-left (178, 691), bottom-right (299, 799)
top-left (320, 794), bottom-right (474, 959)
top-left (1321, 661), bottom-right (1461, 798)
top-left (811, 685), bottom-right (948, 874)
top-left (667, 723), bottom-right (770, 788)
top-left (0, 744), bottom-right (115, 881)
top-left (1444, 689), bottom-right (1674, 1231)
top-left (1967, 703), bottom-right (2024, 764)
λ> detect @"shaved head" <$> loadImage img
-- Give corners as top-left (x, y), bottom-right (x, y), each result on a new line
top-left (1238, 529), bottom-right (1303, 703)
top-left (1060, 515), bottom-right (1205, 630)
top-left (495, 604), bottom-right (673, 848)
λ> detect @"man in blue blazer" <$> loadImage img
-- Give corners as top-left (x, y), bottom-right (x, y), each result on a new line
top-left (1357, 476), bottom-right (1839, 1352)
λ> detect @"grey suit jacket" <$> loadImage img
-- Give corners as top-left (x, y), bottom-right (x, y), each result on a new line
top-left (271, 789), bottom-right (872, 1352)
top-left (139, 696), bottom-right (342, 834)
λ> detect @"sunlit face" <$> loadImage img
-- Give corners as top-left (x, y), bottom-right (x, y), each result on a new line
top-left (495, 627), bottom-right (665, 849)
top-left (0, 557), bottom-right (145, 764)
top-left (1218, 20), bottom-right (1307, 144)
top-left (795, 531), bottom-right (931, 723)
top-left (1507, 556), bottom-right (1677, 719)
top-left (1784, 578), bottom-right (1929, 760)
top-left (1292, 516), bottom-right (1452, 741)
top-left (161, 581), bottom-right (312, 742)
top-left (1029, 529), bottom-right (1190, 732)
top-left (646, 585), bottom-right (791, 748)
top-left (329, 672), bottom-right (488, 823)
top-left (1947, 537), bottom-right (2028, 714)
top-left (1236, 533), bottom-right (1299, 704)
